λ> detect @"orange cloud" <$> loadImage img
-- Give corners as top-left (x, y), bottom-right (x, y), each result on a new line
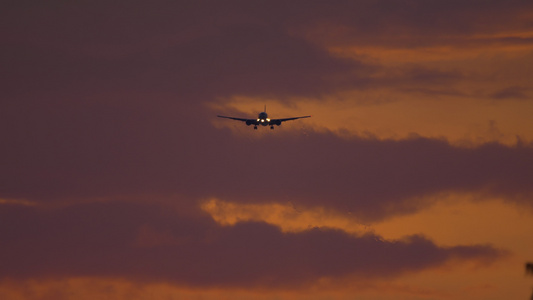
top-left (201, 194), bottom-right (533, 299)
top-left (0, 198), bottom-right (37, 206)
top-left (0, 276), bottom-right (438, 300)
top-left (214, 86), bottom-right (533, 146)
top-left (201, 198), bottom-right (370, 234)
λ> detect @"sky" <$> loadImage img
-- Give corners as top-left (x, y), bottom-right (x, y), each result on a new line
top-left (1, 1), bottom-right (533, 299)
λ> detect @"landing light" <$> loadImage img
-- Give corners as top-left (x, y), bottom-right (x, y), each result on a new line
top-left (266, 118), bottom-right (270, 122)
top-left (261, 119), bottom-right (264, 122)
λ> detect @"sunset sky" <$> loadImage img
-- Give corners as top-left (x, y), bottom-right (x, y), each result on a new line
top-left (2, 1), bottom-right (533, 299)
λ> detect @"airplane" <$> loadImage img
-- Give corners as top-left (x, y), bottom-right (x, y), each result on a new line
top-left (217, 106), bottom-right (311, 129)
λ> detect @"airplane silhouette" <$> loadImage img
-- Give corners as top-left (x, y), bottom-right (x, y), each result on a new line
top-left (217, 106), bottom-right (311, 130)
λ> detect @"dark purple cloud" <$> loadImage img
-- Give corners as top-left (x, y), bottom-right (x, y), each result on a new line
top-left (1, 1), bottom-right (370, 101)
top-left (4, 0), bottom-right (531, 101)
top-left (282, 0), bottom-right (533, 48)
top-left (0, 201), bottom-right (505, 286)
top-left (491, 86), bottom-right (530, 100)
top-left (2, 107), bottom-right (532, 222)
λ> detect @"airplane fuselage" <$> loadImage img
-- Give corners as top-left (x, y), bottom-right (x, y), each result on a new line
top-left (257, 112), bottom-right (270, 126)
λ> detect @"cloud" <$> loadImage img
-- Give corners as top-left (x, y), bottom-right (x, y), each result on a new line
top-left (2, 102), bottom-right (533, 221)
top-left (5, 1), bottom-right (531, 102)
top-left (1, 1), bottom-right (375, 101)
top-left (491, 86), bottom-right (530, 100)
top-left (287, 0), bottom-right (533, 48)
top-left (0, 201), bottom-right (506, 287)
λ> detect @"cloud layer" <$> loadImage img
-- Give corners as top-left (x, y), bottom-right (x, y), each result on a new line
top-left (0, 201), bottom-right (505, 287)
top-left (3, 121), bottom-right (532, 221)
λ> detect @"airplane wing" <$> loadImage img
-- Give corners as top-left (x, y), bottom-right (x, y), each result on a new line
top-left (217, 115), bottom-right (310, 127)
top-left (270, 116), bottom-right (311, 125)
top-left (217, 115), bottom-right (258, 125)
